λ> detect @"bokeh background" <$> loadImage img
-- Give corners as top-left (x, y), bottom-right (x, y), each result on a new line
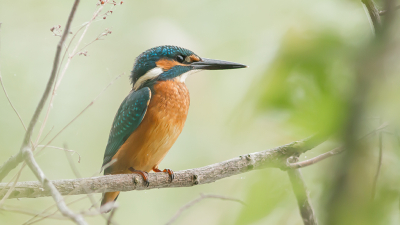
top-left (1, 0), bottom-right (400, 224)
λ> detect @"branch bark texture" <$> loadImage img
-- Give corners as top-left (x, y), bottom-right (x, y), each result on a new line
top-left (0, 137), bottom-right (323, 199)
top-left (287, 157), bottom-right (318, 225)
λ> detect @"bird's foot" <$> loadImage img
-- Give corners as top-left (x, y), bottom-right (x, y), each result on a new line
top-left (153, 167), bottom-right (174, 182)
top-left (129, 167), bottom-right (149, 187)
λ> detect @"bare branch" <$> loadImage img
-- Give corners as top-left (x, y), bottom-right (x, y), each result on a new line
top-left (36, 126), bottom-right (54, 146)
top-left (64, 145), bottom-right (116, 225)
top-left (0, 163), bottom-right (24, 206)
top-left (326, 0), bottom-right (395, 223)
top-left (288, 123), bottom-right (388, 169)
top-left (165, 193), bottom-right (245, 225)
top-left (107, 208), bottom-right (116, 225)
top-left (23, 159), bottom-right (117, 225)
top-left (38, 145), bottom-right (81, 163)
top-left (73, 28), bottom-right (112, 57)
top-left (0, 0), bottom-right (79, 181)
top-left (35, 2), bottom-right (111, 144)
top-left (0, 1), bottom-right (88, 224)
top-left (23, 196), bottom-right (88, 225)
top-left (37, 73), bottom-right (123, 155)
top-left (362, 0), bottom-right (382, 34)
top-left (379, 5), bottom-right (400, 15)
top-left (0, 206), bottom-right (68, 220)
top-left (0, 136), bottom-right (325, 199)
top-left (23, 145), bottom-right (86, 224)
top-left (55, 1), bottom-right (110, 90)
top-left (287, 157), bottom-right (317, 225)
top-left (371, 119), bottom-right (383, 199)
top-left (0, 75), bottom-right (28, 131)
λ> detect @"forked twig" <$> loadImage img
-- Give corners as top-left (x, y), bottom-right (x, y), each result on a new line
top-left (288, 123), bottom-right (388, 169)
top-left (64, 144), bottom-right (116, 224)
top-left (0, 1), bottom-right (86, 224)
top-left (23, 159), bottom-right (117, 225)
top-left (287, 157), bottom-right (317, 225)
top-left (165, 194), bottom-right (245, 225)
top-left (35, 0), bottom-right (115, 144)
top-left (36, 73), bottom-right (123, 156)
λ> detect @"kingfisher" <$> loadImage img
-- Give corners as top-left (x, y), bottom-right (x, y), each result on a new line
top-left (101, 45), bottom-right (246, 209)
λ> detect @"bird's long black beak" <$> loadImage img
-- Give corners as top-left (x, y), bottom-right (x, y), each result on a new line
top-left (192, 58), bottom-right (247, 70)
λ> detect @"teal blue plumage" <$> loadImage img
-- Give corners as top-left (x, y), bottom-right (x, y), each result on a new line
top-left (100, 45), bottom-right (247, 209)
top-left (102, 87), bottom-right (151, 173)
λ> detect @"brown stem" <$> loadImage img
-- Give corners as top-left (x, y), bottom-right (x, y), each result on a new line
top-left (288, 123), bottom-right (388, 169)
top-left (287, 157), bottom-right (318, 225)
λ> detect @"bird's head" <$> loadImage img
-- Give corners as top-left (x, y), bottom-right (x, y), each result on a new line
top-left (131, 45), bottom-right (247, 90)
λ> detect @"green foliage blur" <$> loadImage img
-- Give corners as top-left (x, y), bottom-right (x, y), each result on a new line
top-left (253, 29), bottom-right (354, 134)
top-left (1, 0), bottom-right (400, 225)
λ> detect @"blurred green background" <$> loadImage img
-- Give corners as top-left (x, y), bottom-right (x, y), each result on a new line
top-left (1, 0), bottom-right (400, 224)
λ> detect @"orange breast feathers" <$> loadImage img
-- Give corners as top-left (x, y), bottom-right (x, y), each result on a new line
top-left (109, 80), bottom-right (190, 174)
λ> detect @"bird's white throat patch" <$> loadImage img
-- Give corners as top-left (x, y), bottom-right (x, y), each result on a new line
top-left (176, 69), bottom-right (201, 83)
top-left (134, 67), bottom-right (202, 90)
top-left (133, 67), bottom-right (163, 90)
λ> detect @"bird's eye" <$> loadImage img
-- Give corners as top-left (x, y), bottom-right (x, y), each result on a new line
top-left (176, 55), bottom-right (185, 63)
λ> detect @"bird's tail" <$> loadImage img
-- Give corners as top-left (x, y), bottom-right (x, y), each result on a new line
top-left (101, 191), bottom-right (120, 213)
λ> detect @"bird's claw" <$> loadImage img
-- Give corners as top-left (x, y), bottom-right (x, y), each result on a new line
top-left (163, 168), bottom-right (174, 182)
top-left (153, 167), bottom-right (174, 182)
top-left (129, 167), bottom-right (149, 187)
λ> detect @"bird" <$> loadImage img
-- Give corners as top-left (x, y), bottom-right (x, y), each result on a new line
top-left (100, 45), bottom-right (246, 210)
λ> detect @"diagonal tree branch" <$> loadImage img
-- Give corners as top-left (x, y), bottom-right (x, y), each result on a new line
top-left (23, 148), bottom-right (86, 225)
top-left (362, 0), bottom-right (382, 34)
top-left (0, 1), bottom-right (87, 224)
top-left (0, 0), bottom-right (79, 182)
top-left (288, 123), bottom-right (388, 169)
top-left (0, 136), bottom-right (326, 199)
top-left (287, 157), bottom-right (317, 225)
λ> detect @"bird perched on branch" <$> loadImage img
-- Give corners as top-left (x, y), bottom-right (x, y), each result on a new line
top-left (101, 45), bottom-right (246, 210)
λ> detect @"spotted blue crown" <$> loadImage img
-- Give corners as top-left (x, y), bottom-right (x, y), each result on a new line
top-left (130, 45), bottom-right (197, 85)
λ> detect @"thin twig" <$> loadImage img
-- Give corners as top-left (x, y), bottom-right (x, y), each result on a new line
top-left (379, 4), bottom-right (400, 15)
top-left (287, 157), bottom-right (317, 225)
top-left (1, 0), bottom-right (87, 224)
top-left (0, 76), bottom-right (28, 131)
top-left (0, 163), bottom-right (23, 206)
top-left (36, 73), bottom-right (123, 156)
top-left (371, 119), bottom-right (383, 199)
top-left (107, 208), bottom-right (116, 225)
top-left (0, 0), bottom-right (80, 182)
top-left (23, 159), bottom-right (117, 225)
top-left (362, 0), bottom-right (382, 34)
top-left (73, 28), bottom-right (112, 57)
top-left (36, 126), bottom-right (54, 147)
top-left (0, 206), bottom-right (68, 220)
top-left (23, 196), bottom-right (87, 225)
top-left (35, 0), bottom-right (118, 145)
top-left (64, 144), bottom-right (116, 224)
top-left (35, 24), bottom-right (86, 145)
top-left (396, 129), bottom-right (400, 147)
top-left (37, 145), bottom-right (81, 163)
top-left (0, 23), bottom-right (29, 205)
top-left (326, 0), bottom-right (393, 224)
top-left (55, 1), bottom-right (109, 90)
top-left (288, 123), bottom-right (388, 169)
top-left (24, 144), bottom-right (87, 224)
top-left (165, 193), bottom-right (245, 225)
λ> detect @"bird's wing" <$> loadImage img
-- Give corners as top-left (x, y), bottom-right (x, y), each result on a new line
top-left (102, 87), bottom-right (151, 170)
